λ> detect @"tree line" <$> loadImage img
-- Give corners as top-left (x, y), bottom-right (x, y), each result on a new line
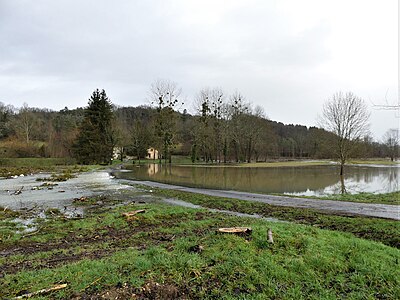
top-left (0, 81), bottom-right (398, 164)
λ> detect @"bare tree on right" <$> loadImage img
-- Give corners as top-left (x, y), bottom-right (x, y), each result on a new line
top-left (320, 92), bottom-right (370, 176)
top-left (382, 128), bottom-right (399, 161)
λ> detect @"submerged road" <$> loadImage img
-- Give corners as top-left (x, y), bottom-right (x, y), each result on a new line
top-left (128, 180), bottom-right (400, 220)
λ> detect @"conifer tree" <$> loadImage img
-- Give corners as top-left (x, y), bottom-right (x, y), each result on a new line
top-left (74, 89), bottom-right (114, 164)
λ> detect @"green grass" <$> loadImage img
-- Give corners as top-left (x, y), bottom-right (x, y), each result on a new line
top-left (349, 159), bottom-right (400, 165)
top-left (1, 201), bottom-right (399, 299)
top-left (294, 191), bottom-right (400, 205)
top-left (238, 160), bottom-right (332, 168)
top-left (0, 157), bottom-right (77, 167)
top-left (175, 157), bottom-right (399, 167)
top-left (152, 189), bottom-right (400, 248)
top-left (0, 157), bottom-right (102, 177)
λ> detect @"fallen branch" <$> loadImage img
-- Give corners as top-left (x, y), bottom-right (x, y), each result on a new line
top-left (79, 277), bottom-right (102, 292)
top-left (22, 228), bottom-right (41, 238)
top-left (13, 283), bottom-right (67, 299)
top-left (122, 209), bottom-right (146, 217)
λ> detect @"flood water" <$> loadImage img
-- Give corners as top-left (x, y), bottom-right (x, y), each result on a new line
top-left (114, 164), bottom-right (400, 196)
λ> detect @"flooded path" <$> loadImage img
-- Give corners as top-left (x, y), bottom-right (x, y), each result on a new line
top-left (1, 170), bottom-right (398, 220)
top-left (128, 180), bottom-right (400, 220)
top-left (0, 170), bottom-right (135, 211)
top-left (163, 198), bottom-right (283, 222)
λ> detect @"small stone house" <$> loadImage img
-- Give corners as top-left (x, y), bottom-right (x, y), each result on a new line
top-left (147, 148), bottom-right (159, 160)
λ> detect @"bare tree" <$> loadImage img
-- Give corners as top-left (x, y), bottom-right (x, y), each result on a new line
top-left (149, 79), bottom-right (183, 164)
top-left (227, 91), bottom-right (250, 162)
top-left (15, 103), bottom-right (36, 144)
top-left (193, 88), bottom-right (225, 162)
top-left (383, 128), bottom-right (399, 161)
top-left (319, 92), bottom-right (370, 176)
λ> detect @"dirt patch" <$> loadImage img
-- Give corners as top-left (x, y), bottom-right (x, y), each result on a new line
top-left (0, 225), bottom-right (156, 276)
top-left (72, 281), bottom-right (186, 300)
top-left (0, 212), bottom-right (212, 276)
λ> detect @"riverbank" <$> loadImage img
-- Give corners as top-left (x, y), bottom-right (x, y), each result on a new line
top-left (123, 181), bottom-right (399, 220)
top-left (288, 191), bottom-right (400, 205)
top-left (1, 168), bottom-right (399, 298)
top-left (1, 190), bottom-right (399, 299)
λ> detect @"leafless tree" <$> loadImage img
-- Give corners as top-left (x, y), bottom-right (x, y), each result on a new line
top-left (15, 103), bottom-right (36, 144)
top-left (319, 92), bottom-right (370, 176)
top-left (193, 87), bottom-right (225, 162)
top-left (383, 128), bottom-right (399, 161)
top-left (149, 79), bottom-right (183, 164)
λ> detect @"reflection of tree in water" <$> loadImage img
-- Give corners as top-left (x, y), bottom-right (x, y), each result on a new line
top-left (381, 167), bottom-right (399, 192)
top-left (324, 166), bottom-right (399, 194)
top-left (120, 164), bottom-right (399, 196)
top-left (134, 165), bottom-right (340, 194)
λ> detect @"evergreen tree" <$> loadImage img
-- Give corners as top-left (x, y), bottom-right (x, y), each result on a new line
top-left (73, 89), bottom-right (114, 164)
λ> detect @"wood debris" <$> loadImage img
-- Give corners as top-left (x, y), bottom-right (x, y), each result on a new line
top-left (13, 186), bottom-right (24, 195)
top-left (73, 196), bottom-right (88, 203)
top-left (122, 209), bottom-right (146, 221)
top-left (217, 227), bottom-right (252, 236)
top-left (13, 283), bottom-right (67, 299)
top-left (122, 209), bottom-right (146, 217)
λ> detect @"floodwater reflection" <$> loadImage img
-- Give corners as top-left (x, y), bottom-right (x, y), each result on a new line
top-left (114, 164), bottom-right (400, 196)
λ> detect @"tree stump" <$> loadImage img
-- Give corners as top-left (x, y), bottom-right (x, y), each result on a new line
top-left (267, 228), bottom-right (274, 243)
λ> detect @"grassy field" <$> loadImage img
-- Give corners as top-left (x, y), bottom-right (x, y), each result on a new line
top-left (349, 159), bottom-right (400, 165)
top-left (1, 194), bottom-right (399, 299)
top-left (0, 157), bottom-right (77, 167)
top-left (0, 159), bottom-right (399, 299)
top-left (0, 157), bottom-right (101, 177)
top-left (294, 191), bottom-right (400, 205)
top-left (237, 160), bottom-right (332, 168)
top-left (152, 188), bottom-right (400, 248)
top-left (168, 156), bottom-right (399, 167)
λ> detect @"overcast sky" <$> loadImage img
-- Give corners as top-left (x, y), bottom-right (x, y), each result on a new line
top-left (0, 0), bottom-right (398, 139)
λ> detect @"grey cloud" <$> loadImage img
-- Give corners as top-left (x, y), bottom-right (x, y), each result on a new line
top-left (0, 0), bottom-right (396, 138)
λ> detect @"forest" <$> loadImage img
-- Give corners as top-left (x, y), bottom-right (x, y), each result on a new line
top-left (0, 85), bottom-right (396, 164)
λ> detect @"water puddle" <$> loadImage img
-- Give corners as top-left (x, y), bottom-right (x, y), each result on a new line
top-left (163, 198), bottom-right (284, 222)
top-left (0, 171), bottom-right (137, 211)
top-left (11, 217), bottom-right (38, 234)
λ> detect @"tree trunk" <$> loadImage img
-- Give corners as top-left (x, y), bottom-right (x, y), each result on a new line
top-left (340, 175), bottom-right (346, 194)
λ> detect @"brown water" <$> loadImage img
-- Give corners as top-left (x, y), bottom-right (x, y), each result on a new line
top-left (114, 164), bottom-right (399, 196)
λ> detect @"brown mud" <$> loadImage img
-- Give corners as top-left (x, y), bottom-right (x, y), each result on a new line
top-left (0, 209), bottom-right (211, 277)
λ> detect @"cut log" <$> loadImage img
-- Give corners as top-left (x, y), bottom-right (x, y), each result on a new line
top-left (122, 209), bottom-right (146, 217)
top-left (13, 283), bottom-right (67, 299)
top-left (217, 227), bottom-right (252, 236)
